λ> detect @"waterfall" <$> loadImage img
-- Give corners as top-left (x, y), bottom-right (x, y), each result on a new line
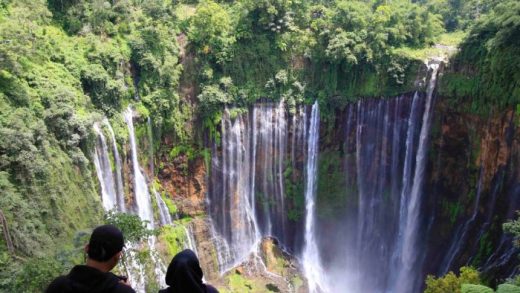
top-left (206, 63), bottom-right (442, 292)
top-left (255, 101), bottom-right (288, 237)
top-left (123, 107), bottom-right (167, 290)
top-left (301, 101), bottom-right (328, 293)
top-left (146, 116), bottom-right (173, 227)
top-left (393, 63), bottom-right (440, 293)
top-left (208, 101), bottom-right (307, 273)
top-left (92, 123), bottom-right (118, 211)
top-left (92, 110), bottom-right (169, 292)
top-left (184, 224), bottom-right (198, 253)
top-left (105, 120), bottom-right (126, 212)
top-left (124, 107), bottom-right (155, 229)
top-left (439, 167), bottom-right (484, 274)
top-left (319, 62), bottom-right (439, 292)
top-left (92, 118), bottom-right (147, 292)
top-left (209, 107), bottom-right (261, 272)
top-left (392, 92), bottom-right (422, 273)
top-left (155, 189), bottom-right (173, 226)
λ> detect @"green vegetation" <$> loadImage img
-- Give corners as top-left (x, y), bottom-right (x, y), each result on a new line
top-left (496, 284), bottom-right (520, 293)
top-left (187, 0), bottom-right (448, 126)
top-left (220, 270), bottom-right (282, 293)
top-left (0, 0), bottom-right (188, 288)
top-left (441, 200), bottom-right (463, 225)
top-left (158, 224), bottom-right (188, 261)
top-left (284, 164), bottom-right (305, 221)
top-left (316, 151), bottom-right (348, 219)
top-left (0, 0), bottom-right (518, 291)
top-left (439, 0), bottom-right (520, 114)
top-left (503, 212), bottom-right (520, 247)
top-left (104, 211), bottom-right (157, 243)
top-left (461, 284), bottom-right (494, 293)
top-left (425, 266), bottom-right (481, 293)
top-left (425, 267), bottom-right (520, 293)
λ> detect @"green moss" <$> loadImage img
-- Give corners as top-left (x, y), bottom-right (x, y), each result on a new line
top-left (291, 276), bottom-right (304, 291)
top-left (471, 232), bottom-right (494, 266)
top-left (284, 163), bottom-right (305, 221)
top-left (162, 193), bottom-right (178, 215)
top-left (220, 271), bottom-right (275, 293)
top-left (316, 151), bottom-right (347, 219)
top-left (159, 224), bottom-right (188, 259)
top-left (228, 273), bottom-right (254, 291)
top-left (440, 200), bottom-right (464, 225)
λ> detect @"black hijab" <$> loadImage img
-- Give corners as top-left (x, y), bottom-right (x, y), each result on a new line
top-left (161, 249), bottom-right (207, 293)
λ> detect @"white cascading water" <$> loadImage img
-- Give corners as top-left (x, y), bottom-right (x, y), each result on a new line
top-left (124, 107), bottom-right (168, 289)
top-left (205, 63), bottom-right (442, 292)
top-left (92, 119), bottom-right (147, 292)
top-left (146, 117), bottom-right (174, 227)
top-left (155, 189), bottom-right (173, 226)
top-left (93, 123), bottom-right (118, 211)
top-left (393, 62), bottom-right (440, 293)
top-left (387, 92), bottom-right (422, 290)
top-left (124, 107), bottom-right (155, 228)
top-left (105, 119), bottom-right (126, 212)
top-left (184, 224), bottom-right (198, 253)
top-left (208, 101), bottom-right (308, 274)
top-left (301, 101), bottom-right (328, 293)
top-left (439, 167), bottom-right (484, 274)
top-left (213, 107), bottom-right (261, 271)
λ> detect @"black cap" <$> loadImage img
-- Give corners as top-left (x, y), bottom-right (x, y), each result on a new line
top-left (87, 224), bottom-right (125, 262)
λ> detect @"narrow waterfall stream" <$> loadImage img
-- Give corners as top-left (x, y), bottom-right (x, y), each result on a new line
top-left (439, 167), bottom-right (484, 274)
top-left (124, 107), bottom-right (167, 289)
top-left (393, 62), bottom-right (440, 293)
top-left (105, 120), bottom-right (127, 212)
top-left (124, 108), bottom-right (155, 228)
top-left (92, 108), bottom-right (178, 292)
top-left (92, 118), bottom-right (147, 292)
top-left (92, 123), bottom-right (118, 211)
top-left (301, 101), bottom-right (328, 293)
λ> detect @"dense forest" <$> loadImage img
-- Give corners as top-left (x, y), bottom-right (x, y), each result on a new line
top-left (0, 0), bottom-right (519, 292)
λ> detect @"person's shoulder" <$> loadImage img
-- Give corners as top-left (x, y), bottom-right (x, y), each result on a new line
top-left (206, 284), bottom-right (220, 293)
top-left (45, 275), bottom-right (70, 293)
top-left (113, 282), bottom-right (137, 293)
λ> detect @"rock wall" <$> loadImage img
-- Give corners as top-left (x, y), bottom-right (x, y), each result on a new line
top-left (424, 99), bottom-right (520, 285)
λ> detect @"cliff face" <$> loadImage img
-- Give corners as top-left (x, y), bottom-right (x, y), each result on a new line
top-left (299, 88), bottom-right (518, 290)
top-left (424, 100), bottom-right (519, 284)
top-left (158, 154), bottom-right (207, 217)
top-left (158, 94), bottom-right (519, 288)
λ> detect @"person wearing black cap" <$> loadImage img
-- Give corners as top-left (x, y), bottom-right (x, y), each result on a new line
top-left (159, 249), bottom-right (219, 293)
top-left (46, 224), bottom-right (135, 293)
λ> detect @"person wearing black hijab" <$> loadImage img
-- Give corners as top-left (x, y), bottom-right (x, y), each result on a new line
top-left (159, 249), bottom-right (219, 293)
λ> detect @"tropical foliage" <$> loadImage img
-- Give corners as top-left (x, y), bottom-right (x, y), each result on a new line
top-left (0, 0), bottom-right (518, 291)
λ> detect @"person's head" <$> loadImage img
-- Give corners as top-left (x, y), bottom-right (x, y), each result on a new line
top-left (165, 249), bottom-right (206, 293)
top-left (85, 224), bottom-right (125, 271)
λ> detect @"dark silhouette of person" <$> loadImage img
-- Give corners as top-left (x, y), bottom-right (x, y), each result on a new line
top-left (46, 224), bottom-right (135, 293)
top-left (159, 249), bottom-right (219, 293)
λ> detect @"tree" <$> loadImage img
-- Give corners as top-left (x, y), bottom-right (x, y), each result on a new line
top-left (188, 0), bottom-right (235, 63)
top-left (503, 212), bottom-right (520, 247)
top-left (425, 267), bottom-right (481, 293)
top-left (104, 211), bottom-right (156, 243)
top-left (461, 284), bottom-right (494, 293)
top-left (197, 79), bottom-right (234, 117)
top-left (496, 284), bottom-right (520, 293)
